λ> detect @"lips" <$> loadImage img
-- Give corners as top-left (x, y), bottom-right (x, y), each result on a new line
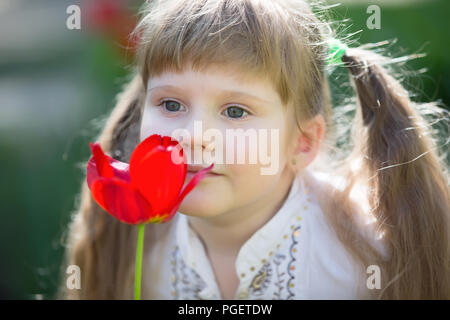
top-left (187, 165), bottom-right (221, 175)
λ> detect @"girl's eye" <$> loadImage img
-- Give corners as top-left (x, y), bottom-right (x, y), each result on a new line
top-left (159, 100), bottom-right (185, 113)
top-left (223, 106), bottom-right (249, 119)
top-left (157, 100), bottom-right (249, 119)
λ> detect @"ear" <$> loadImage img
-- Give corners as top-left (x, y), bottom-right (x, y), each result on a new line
top-left (289, 114), bottom-right (325, 172)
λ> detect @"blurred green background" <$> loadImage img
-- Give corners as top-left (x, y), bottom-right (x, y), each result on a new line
top-left (0, 0), bottom-right (448, 299)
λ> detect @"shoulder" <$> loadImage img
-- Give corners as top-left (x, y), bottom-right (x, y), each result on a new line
top-left (300, 169), bottom-right (389, 259)
top-left (294, 170), bottom-right (383, 298)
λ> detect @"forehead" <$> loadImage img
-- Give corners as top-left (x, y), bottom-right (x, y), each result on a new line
top-left (147, 62), bottom-right (283, 107)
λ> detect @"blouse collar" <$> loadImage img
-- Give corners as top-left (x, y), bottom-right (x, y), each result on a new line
top-left (175, 174), bottom-right (308, 290)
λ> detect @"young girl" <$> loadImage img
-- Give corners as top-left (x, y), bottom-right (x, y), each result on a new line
top-left (59, 0), bottom-right (449, 299)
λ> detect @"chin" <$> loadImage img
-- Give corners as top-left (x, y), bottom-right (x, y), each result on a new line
top-left (178, 186), bottom-right (230, 218)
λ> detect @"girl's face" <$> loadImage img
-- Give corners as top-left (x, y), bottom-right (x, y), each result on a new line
top-left (140, 62), bottom-right (297, 218)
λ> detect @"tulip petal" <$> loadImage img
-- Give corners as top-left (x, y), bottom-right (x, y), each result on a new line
top-left (129, 134), bottom-right (162, 168)
top-left (87, 142), bottom-right (130, 189)
top-left (91, 177), bottom-right (153, 224)
top-left (130, 145), bottom-right (187, 216)
top-left (90, 142), bottom-right (114, 177)
top-left (161, 135), bottom-right (179, 148)
top-left (163, 163), bottom-right (214, 222)
top-left (130, 134), bottom-right (181, 169)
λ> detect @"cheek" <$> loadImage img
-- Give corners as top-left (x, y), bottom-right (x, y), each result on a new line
top-left (178, 175), bottom-right (235, 217)
top-left (178, 164), bottom-right (282, 218)
top-left (222, 127), bottom-right (289, 203)
top-left (222, 127), bottom-right (288, 176)
top-left (204, 163), bottom-right (282, 219)
top-left (177, 132), bottom-right (289, 217)
top-left (140, 108), bottom-right (181, 141)
top-left (226, 162), bottom-right (282, 202)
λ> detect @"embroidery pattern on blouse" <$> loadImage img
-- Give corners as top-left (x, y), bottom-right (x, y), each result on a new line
top-left (248, 220), bottom-right (302, 300)
top-left (170, 245), bottom-right (206, 299)
top-left (170, 208), bottom-right (305, 300)
top-left (286, 225), bottom-right (301, 299)
top-left (249, 262), bottom-right (273, 298)
top-left (272, 253), bottom-right (286, 299)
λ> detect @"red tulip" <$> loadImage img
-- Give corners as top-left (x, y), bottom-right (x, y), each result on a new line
top-left (86, 134), bottom-right (213, 224)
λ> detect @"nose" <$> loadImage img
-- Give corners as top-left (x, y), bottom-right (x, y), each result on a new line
top-left (179, 117), bottom-right (209, 165)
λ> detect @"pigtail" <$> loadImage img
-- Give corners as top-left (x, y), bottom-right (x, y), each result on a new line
top-left (58, 73), bottom-right (168, 299)
top-left (341, 48), bottom-right (450, 299)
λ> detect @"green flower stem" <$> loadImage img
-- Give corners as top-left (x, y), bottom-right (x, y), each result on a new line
top-left (134, 223), bottom-right (145, 300)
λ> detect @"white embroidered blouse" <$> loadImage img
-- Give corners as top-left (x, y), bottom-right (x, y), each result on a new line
top-left (146, 172), bottom-right (382, 300)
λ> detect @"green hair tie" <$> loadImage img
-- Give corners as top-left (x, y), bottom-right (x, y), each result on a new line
top-left (327, 38), bottom-right (348, 65)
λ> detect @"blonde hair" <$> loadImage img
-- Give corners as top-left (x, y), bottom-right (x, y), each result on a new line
top-left (59, 0), bottom-right (450, 299)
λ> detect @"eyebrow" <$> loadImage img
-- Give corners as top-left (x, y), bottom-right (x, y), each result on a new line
top-left (148, 85), bottom-right (272, 105)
